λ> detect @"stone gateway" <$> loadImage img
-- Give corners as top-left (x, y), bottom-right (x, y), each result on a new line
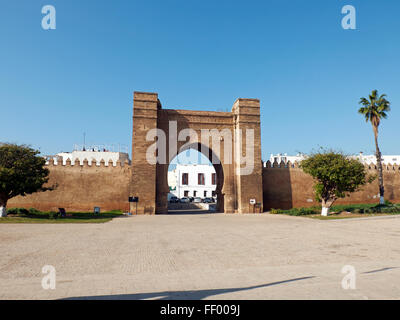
top-left (130, 92), bottom-right (264, 214)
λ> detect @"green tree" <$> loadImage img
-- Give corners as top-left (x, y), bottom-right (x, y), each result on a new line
top-left (358, 89), bottom-right (391, 204)
top-left (0, 143), bottom-right (50, 217)
top-left (300, 151), bottom-right (373, 216)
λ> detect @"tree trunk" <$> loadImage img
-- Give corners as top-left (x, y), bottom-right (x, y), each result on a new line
top-left (321, 206), bottom-right (329, 216)
top-left (374, 129), bottom-right (385, 204)
top-left (321, 198), bottom-right (334, 216)
top-left (0, 194), bottom-right (7, 217)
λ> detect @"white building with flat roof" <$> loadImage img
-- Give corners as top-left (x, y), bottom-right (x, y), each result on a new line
top-left (266, 152), bottom-right (400, 167)
top-left (49, 150), bottom-right (130, 166)
top-left (169, 164), bottom-right (217, 199)
top-left (354, 152), bottom-right (400, 165)
top-left (269, 153), bottom-right (306, 164)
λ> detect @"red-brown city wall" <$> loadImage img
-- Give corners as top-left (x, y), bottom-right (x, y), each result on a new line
top-left (8, 159), bottom-right (400, 213)
top-left (8, 159), bottom-right (131, 212)
top-left (263, 161), bottom-right (400, 210)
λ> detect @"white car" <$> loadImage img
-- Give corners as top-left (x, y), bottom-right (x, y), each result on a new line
top-left (193, 197), bottom-right (202, 203)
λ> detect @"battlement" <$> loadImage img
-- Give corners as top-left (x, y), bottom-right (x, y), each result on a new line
top-left (263, 160), bottom-right (400, 171)
top-left (10, 157), bottom-right (131, 212)
top-left (45, 158), bottom-right (131, 168)
top-left (262, 160), bottom-right (400, 210)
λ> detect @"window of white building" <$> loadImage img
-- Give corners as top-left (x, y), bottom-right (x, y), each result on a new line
top-left (167, 148), bottom-right (218, 208)
top-left (182, 173), bottom-right (188, 185)
top-left (198, 173), bottom-right (205, 185)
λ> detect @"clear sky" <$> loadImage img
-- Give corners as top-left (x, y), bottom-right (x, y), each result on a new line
top-left (1, 0), bottom-right (399, 161)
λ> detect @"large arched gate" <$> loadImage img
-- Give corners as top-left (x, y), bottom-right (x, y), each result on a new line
top-left (130, 92), bottom-right (263, 214)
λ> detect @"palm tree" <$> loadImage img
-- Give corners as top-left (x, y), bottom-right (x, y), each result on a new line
top-left (358, 90), bottom-right (391, 205)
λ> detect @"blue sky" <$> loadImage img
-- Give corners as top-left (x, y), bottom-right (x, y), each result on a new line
top-left (1, 0), bottom-right (399, 161)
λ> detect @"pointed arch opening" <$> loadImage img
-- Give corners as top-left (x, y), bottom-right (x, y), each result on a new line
top-left (166, 143), bottom-right (224, 214)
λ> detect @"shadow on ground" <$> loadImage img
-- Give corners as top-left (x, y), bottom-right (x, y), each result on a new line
top-left (63, 276), bottom-right (315, 300)
top-left (362, 267), bottom-right (399, 274)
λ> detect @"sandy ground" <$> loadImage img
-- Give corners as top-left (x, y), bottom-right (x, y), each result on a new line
top-left (1, 212), bottom-right (400, 300)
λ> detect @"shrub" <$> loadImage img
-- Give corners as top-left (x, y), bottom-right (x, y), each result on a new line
top-left (18, 208), bottom-right (29, 216)
top-left (6, 208), bottom-right (30, 215)
top-left (6, 207), bottom-right (47, 217)
top-left (48, 211), bottom-right (58, 219)
top-left (6, 208), bottom-right (19, 215)
top-left (28, 208), bottom-right (41, 215)
top-left (270, 207), bottom-right (319, 216)
top-left (293, 208), bottom-right (319, 216)
top-left (368, 203), bottom-right (400, 214)
top-left (379, 206), bottom-right (400, 214)
top-left (270, 203), bottom-right (400, 217)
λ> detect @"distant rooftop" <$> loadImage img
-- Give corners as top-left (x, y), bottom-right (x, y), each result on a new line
top-left (45, 149), bottom-right (130, 166)
top-left (266, 152), bottom-right (400, 165)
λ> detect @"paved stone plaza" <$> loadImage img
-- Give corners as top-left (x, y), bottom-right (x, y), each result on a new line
top-left (1, 212), bottom-right (400, 299)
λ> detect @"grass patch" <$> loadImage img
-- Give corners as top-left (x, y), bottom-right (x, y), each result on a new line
top-left (308, 213), bottom-right (395, 220)
top-left (270, 202), bottom-right (400, 219)
top-left (270, 207), bottom-right (319, 216)
top-left (0, 208), bottom-right (124, 224)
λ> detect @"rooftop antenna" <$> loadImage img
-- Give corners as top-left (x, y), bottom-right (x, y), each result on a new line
top-left (83, 132), bottom-right (86, 151)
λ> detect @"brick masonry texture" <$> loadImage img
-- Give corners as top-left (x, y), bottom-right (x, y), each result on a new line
top-left (10, 159), bottom-right (399, 212)
top-left (131, 92), bottom-right (264, 214)
top-left (8, 160), bottom-right (131, 212)
top-left (263, 161), bottom-right (400, 210)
